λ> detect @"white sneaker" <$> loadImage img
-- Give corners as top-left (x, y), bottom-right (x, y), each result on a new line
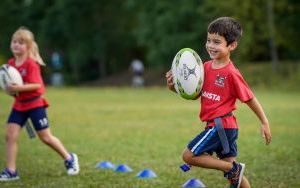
top-left (64, 153), bottom-right (80, 175)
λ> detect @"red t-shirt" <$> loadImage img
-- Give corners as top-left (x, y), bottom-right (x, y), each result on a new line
top-left (8, 58), bottom-right (49, 111)
top-left (200, 60), bottom-right (253, 129)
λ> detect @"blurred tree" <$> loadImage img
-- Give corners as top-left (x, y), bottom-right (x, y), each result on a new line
top-left (135, 0), bottom-right (208, 68)
top-left (275, 0), bottom-right (300, 61)
top-left (198, 0), bottom-right (271, 63)
top-left (267, 0), bottom-right (279, 72)
top-left (199, 0), bottom-right (300, 63)
top-left (40, 0), bottom-right (139, 83)
top-left (0, 0), bottom-right (298, 84)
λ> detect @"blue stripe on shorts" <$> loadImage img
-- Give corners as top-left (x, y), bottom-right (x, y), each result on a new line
top-left (187, 127), bottom-right (238, 158)
top-left (189, 127), bottom-right (217, 155)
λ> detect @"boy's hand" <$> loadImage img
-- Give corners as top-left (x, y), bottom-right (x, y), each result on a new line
top-left (246, 97), bottom-right (272, 145)
top-left (261, 122), bottom-right (271, 145)
top-left (165, 70), bottom-right (176, 92)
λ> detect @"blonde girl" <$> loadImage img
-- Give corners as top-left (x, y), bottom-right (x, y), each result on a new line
top-left (0, 27), bottom-right (79, 181)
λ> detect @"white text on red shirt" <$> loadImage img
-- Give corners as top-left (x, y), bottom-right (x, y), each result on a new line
top-left (201, 91), bottom-right (221, 101)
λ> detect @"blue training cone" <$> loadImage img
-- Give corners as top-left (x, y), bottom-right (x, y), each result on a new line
top-left (136, 169), bottom-right (157, 178)
top-left (95, 161), bottom-right (115, 169)
top-left (182, 178), bottom-right (206, 188)
top-left (180, 164), bottom-right (191, 172)
top-left (114, 164), bottom-right (133, 173)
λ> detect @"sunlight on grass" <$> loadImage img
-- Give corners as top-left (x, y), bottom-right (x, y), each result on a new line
top-left (0, 87), bottom-right (299, 187)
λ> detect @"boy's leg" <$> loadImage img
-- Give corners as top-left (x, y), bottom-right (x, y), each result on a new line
top-left (183, 149), bottom-right (249, 188)
top-left (5, 123), bottom-right (22, 172)
top-left (182, 148), bottom-right (233, 172)
top-left (222, 157), bottom-right (251, 188)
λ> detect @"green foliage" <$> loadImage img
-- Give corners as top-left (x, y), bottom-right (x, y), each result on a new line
top-left (135, 0), bottom-right (208, 67)
top-left (0, 0), bottom-right (298, 83)
top-left (200, 0), bottom-right (273, 61)
top-left (237, 62), bottom-right (300, 90)
top-left (0, 88), bottom-right (299, 187)
top-left (40, 0), bottom-right (137, 83)
top-left (274, 0), bottom-right (300, 59)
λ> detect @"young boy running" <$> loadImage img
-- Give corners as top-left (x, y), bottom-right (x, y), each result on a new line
top-left (166, 17), bottom-right (271, 188)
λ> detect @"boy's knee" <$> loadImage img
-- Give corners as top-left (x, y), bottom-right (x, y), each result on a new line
top-left (182, 149), bottom-right (194, 164)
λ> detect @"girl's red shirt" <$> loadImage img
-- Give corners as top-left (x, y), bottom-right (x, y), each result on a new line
top-left (8, 58), bottom-right (49, 111)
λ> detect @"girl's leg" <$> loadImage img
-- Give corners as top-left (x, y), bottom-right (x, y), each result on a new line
top-left (5, 123), bottom-right (22, 172)
top-left (36, 128), bottom-right (71, 160)
top-left (222, 156), bottom-right (251, 188)
top-left (36, 128), bottom-right (79, 175)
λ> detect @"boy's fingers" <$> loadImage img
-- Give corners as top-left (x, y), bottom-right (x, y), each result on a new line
top-left (167, 80), bottom-right (174, 86)
top-left (165, 73), bottom-right (170, 78)
top-left (167, 76), bottom-right (174, 84)
top-left (267, 135), bottom-right (272, 144)
top-left (265, 133), bottom-right (271, 145)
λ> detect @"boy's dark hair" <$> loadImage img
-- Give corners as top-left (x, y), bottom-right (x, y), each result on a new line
top-left (208, 17), bottom-right (242, 46)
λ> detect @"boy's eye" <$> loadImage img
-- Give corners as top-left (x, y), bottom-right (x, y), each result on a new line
top-left (213, 40), bottom-right (221, 44)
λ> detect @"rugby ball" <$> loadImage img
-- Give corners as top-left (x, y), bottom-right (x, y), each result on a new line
top-left (171, 48), bottom-right (204, 100)
top-left (0, 64), bottom-right (23, 95)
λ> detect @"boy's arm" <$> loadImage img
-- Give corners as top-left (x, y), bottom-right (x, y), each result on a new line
top-left (246, 97), bottom-right (272, 145)
top-left (165, 70), bottom-right (176, 93)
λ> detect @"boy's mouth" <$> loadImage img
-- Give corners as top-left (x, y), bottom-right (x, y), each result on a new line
top-left (209, 50), bottom-right (218, 56)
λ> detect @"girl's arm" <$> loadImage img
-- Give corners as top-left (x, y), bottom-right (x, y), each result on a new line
top-left (7, 83), bottom-right (41, 93)
top-left (246, 97), bottom-right (272, 145)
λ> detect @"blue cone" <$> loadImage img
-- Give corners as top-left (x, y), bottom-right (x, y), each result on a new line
top-left (114, 164), bottom-right (133, 173)
top-left (182, 178), bottom-right (206, 188)
top-left (95, 161), bottom-right (115, 169)
top-left (136, 169), bottom-right (157, 178)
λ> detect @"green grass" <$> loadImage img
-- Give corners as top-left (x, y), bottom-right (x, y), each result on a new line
top-left (0, 87), bottom-right (299, 188)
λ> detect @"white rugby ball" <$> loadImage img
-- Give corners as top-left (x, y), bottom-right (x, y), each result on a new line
top-left (171, 48), bottom-right (204, 100)
top-left (0, 64), bottom-right (23, 95)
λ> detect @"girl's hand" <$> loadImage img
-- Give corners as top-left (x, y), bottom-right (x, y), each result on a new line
top-left (165, 70), bottom-right (176, 92)
top-left (5, 84), bottom-right (20, 96)
top-left (6, 84), bottom-right (20, 93)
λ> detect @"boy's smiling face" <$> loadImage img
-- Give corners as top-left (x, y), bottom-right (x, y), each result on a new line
top-left (206, 33), bottom-right (236, 61)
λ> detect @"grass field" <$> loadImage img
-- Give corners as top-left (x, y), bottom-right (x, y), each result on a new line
top-left (0, 87), bottom-right (299, 188)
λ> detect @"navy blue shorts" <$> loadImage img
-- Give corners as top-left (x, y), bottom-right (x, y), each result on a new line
top-left (8, 107), bottom-right (49, 131)
top-left (187, 127), bottom-right (238, 159)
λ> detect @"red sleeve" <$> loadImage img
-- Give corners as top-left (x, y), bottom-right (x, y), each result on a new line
top-left (26, 61), bottom-right (43, 84)
top-left (230, 69), bottom-right (254, 103)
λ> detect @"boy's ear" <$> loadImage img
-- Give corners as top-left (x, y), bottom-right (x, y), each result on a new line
top-left (229, 41), bottom-right (238, 51)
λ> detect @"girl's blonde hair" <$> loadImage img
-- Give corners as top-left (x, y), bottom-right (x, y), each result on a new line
top-left (11, 27), bottom-right (45, 66)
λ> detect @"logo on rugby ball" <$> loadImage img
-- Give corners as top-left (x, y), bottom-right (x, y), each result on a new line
top-left (171, 48), bottom-right (204, 100)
